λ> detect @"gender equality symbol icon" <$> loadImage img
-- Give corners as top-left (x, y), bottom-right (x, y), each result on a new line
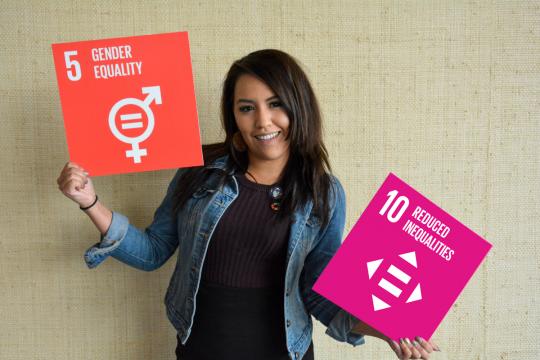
top-left (366, 251), bottom-right (423, 311)
top-left (108, 86), bottom-right (162, 164)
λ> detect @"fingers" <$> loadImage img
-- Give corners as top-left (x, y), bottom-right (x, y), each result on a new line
top-left (60, 173), bottom-right (88, 192)
top-left (58, 163), bottom-right (89, 193)
top-left (60, 162), bottom-right (89, 177)
top-left (390, 340), bottom-right (402, 358)
top-left (412, 340), bottom-right (430, 359)
top-left (399, 338), bottom-right (426, 359)
top-left (64, 161), bottom-right (83, 170)
top-left (407, 338), bottom-right (422, 359)
top-left (58, 162), bottom-right (89, 179)
top-left (398, 336), bottom-right (440, 359)
top-left (399, 338), bottom-right (412, 359)
top-left (415, 336), bottom-right (434, 353)
top-left (427, 338), bottom-right (441, 352)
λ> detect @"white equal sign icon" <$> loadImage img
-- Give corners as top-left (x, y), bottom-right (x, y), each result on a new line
top-left (120, 113), bottom-right (143, 129)
top-left (387, 264), bottom-right (411, 284)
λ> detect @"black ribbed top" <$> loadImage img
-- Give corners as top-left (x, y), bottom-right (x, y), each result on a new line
top-left (200, 173), bottom-right (291, 288)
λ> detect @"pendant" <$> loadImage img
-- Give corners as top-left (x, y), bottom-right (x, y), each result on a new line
top-left (269, 186), bottom-right (283, 200)
top-left (269, 186), bottom-right (283, 212)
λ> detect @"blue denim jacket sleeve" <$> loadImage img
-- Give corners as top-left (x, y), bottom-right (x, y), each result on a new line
top-left (84, 169), bottom-right (185, 271)
top-left (300, 176), bottom-right (365, 346)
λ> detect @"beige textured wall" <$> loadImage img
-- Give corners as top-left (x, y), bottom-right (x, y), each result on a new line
top-left (1, 0), bottom-right (538, 359)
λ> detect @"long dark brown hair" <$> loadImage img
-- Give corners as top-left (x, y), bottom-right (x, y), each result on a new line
top-left (171, 49), bottom-right (334, 227)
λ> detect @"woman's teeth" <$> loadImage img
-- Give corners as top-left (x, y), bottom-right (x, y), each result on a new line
top-left (255, 132), bottom-right (280, 140)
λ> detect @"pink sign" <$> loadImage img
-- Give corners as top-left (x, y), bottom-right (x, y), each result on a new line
top-left (313, 173), bottom-right (492, 342)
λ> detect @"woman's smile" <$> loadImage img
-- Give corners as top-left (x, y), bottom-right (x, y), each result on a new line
top-left (254, 131), bottom-right (281, 143)
top-left (233, 74), bottom-right (291, 166)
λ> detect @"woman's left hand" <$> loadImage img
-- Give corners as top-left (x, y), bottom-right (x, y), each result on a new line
top-left (388, 336), bottom-right (440, 359)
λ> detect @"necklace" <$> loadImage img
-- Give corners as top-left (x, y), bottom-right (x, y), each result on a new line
top-left (269, 185), bottom-right (283, 212)
top-left (245, 171), bottom-right (283, 212)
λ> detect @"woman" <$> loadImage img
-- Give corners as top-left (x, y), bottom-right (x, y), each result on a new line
top-left (57, 49), bottom-right (439, 360)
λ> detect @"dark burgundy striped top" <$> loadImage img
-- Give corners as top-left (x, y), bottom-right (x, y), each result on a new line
top-left (200, 172), bottom-right (291, 288)
top-left (178, 173), bottom-right (314, 359)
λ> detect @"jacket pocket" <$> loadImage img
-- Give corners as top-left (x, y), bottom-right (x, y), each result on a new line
top-left (301, 215), bottom-right (322, 252)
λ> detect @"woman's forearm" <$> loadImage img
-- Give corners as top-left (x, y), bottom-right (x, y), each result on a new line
top-left (351, 318), bottom-right (390, 342)
top-left (83, 200), bottom-right (113, 235)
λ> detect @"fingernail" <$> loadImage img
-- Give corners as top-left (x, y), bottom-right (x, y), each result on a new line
top-left (415, 336), bottom-right (424, 343)
top-left (412, 340), bottom-right (421, 348)
top-left (404, 338), bottom-right (412, 346)
top-left (434, 345), bottom-right (441, 351)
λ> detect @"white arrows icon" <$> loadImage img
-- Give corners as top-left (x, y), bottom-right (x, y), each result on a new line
top-left (367, 251), bottom-right (422, 311)
top-left (108, 86), bottom-right (162, 164)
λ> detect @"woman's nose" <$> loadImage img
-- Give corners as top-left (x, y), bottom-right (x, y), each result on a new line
top-left (255, 106), bottom-right (273, 129)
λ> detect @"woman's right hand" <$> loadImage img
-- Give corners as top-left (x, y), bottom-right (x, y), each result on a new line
top-left (57, 162), bottom-right (96, 208)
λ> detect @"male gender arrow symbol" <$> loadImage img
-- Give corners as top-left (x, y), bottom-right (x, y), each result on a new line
top-left (108, 86), bottom-right (162, 164)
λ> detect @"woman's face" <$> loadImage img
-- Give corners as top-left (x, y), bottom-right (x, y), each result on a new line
top-left (233, 74), bottom-right (290, 167)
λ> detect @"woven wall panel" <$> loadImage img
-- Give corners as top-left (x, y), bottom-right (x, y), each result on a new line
top-left (1, 1), bottom-right (538, 359)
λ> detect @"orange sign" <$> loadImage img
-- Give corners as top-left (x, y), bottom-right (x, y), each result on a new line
top-left (52, 32), bottom-right (203, 176)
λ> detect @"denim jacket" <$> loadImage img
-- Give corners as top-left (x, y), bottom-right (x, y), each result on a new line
top-left (84, 155), bottom-right (365, 360)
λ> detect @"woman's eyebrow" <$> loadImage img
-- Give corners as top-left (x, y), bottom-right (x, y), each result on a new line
top-left (236, 96), bottom-right (278, 104)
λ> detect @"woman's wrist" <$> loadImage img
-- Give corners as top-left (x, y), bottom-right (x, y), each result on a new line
top-left (81, 198), bottom-right (113, 235)
top-left (80, 195), bottom-right (98, 211)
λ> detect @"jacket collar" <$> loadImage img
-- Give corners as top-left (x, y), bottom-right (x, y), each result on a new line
top-left (205, 154), bottom-right (235, 175)
top-left (207, 153), bottom-right (315, 223)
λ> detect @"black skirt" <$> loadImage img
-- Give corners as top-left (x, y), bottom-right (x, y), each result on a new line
top-left (175, 282), bottom-right (314, 360)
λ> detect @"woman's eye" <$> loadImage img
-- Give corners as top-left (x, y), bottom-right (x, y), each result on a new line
top-left (269, 101), bottom-right (282, 108)
top-left (239, 105), bottom-right (254, 113)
